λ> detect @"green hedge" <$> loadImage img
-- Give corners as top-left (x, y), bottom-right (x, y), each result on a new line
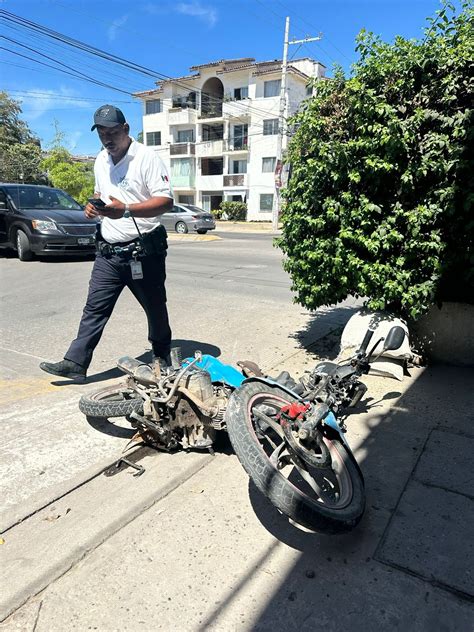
top-left (278, 1), bottom-right (473, 320)
top-left (218, 201), bottom-right (247, 221)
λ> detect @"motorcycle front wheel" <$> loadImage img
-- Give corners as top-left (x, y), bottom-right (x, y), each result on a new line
top-left (226, 382), bottom-right (365, 534)
top-left (79, 384), bottom-right (144, 419)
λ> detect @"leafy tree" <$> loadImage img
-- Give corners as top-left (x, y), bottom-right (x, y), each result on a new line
top-left (41, 147), bottom-right (94, 205)
top-left (0, 143), bottom-right (46, 183)
top-left (0, 91), bottom-right (45, 183)
top-left (279, 1), bottom-right (473, 320)
top-left (0, 90), bottom-right (39, 146)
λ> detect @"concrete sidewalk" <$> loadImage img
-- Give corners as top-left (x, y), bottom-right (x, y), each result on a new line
top-left (1, 345), bottom-right (473, 630)
top-left (215, 220), bottom-right (279, 233)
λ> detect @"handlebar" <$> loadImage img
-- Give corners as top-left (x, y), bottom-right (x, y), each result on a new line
top-left (357, 329), bottom-right (375, 354)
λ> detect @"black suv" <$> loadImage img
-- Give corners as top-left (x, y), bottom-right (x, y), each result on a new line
top-left (0, 183), bottom-right (99, 261)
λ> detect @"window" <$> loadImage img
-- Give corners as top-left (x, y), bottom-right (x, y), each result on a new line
top-left (306, 85), bottom-right (313, 96)
top-left (146, 131), bottom-right (161, 146)
top-left (260, 194), bottom-right (274, 211)
top-left (232, 160), bottom-right (247, 174)
top-left (172, 93), bottom-right (196, 109)
top-left (264, 79), bottom-right (281, 98)
top-left (177, 129), bottom-right (194, 143)
top-left (171, 158), bottom-right (192, 177)
top-left (201, 157), bottom-right (223, 176)
top-left (178, 195), bottom-right (194, 205)
top-left (232, 124), bottom-right (248, 149)
top-left (262, 157), bottom-right (276, 173)
top-left (234, 86), bottom-right (249, 100)
top-left (263, 119), bottom-right (279, 135)
top-left (145, 99), bottom-right (161, 114)
top-left (202, 124), bottom-right (224, 141)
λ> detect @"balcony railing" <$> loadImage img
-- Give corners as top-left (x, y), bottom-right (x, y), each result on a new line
top-left (196, 139), bottom-right (224, 157)
top-left (223, 140), bottom-right (249, 152)
top-left (167, 108), bottom-right (197, 125)
top-left (223, 101), bottom-right (252, 119)
top-left (171, 173), bottom-right (196, 188)
top-left (223, 174), bottom-right (248, 188)
top-left (170, 143), bottom-right (195, 156)
top-left (198, 108), bottom-right (223, 120)
top-left (198, 174), bottom-right (223, 189)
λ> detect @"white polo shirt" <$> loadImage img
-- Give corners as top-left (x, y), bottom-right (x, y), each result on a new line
top-left (94, 138), bottom-right (173, 243)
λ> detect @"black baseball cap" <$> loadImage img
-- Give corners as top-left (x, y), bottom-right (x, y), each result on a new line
top-left (91, 105), bottom-right (126, 131)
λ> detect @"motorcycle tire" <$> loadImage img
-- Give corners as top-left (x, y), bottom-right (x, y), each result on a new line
top-left (79, 384), bottom-right (144, 418)
top-left (226, 381), bottom-right (365, 534)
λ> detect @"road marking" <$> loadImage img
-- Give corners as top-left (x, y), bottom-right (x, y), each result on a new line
top-left (0, 377), bottom-right (59, 406)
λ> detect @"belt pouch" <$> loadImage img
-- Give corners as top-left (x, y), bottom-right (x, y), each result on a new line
top-left (142, 225), bottom-right (168, 255)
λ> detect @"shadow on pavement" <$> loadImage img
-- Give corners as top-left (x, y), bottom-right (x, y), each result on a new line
top-left (85, 415), bottom-right (136, 440)
top-left (238, 365), bottom-right (474, 629)
top-left (48, 339), bottom-right (223, 387)
top-left (0, 250), bottom-right (96, 264)
top-left (292, 304), bottom-right (359, 360)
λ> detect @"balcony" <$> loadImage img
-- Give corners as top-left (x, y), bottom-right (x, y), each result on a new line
top-left (198, 174), bottom-right (223, 190)
top-left (223, 174), bottom-right (248, 188)
top-left (196, 139), bottom-right (224, 157)
top-left (198, 108), bottom-right (224, 122)
top-left (223, 140), bottom-right (249, 153)
top-left (171, 173), bottom-right (196, 188)
top-left (223, 101), bottom-right (252, 120)
top-left (170, 142), bottom-right (195, 156)
top-left (167, 108), bottom-right (197, 125)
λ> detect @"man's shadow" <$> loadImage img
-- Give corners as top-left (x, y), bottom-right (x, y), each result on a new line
top-left (50, 339), bottom-right (222, 386)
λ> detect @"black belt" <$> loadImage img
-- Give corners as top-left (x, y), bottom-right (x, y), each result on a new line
top-left (97, 239), bottom-right (143, 258)
top-left (96, 225), bottom-right (168, 259)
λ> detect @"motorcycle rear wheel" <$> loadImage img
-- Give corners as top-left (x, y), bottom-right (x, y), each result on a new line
top-left (79, 384), bottom-right (143, 418)
top-left (226, 382), bottom-right (365, 534)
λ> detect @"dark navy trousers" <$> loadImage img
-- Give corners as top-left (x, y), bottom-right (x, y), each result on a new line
top-left (65, 252), bottom-right (171, 370)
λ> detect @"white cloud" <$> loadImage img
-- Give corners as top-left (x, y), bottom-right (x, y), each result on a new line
top-left (108, 15), bottom-right (129, 41)
top-left (19, 87), bottom-right (90, 121)
top-left (176, 2), bottom-right (217, 28)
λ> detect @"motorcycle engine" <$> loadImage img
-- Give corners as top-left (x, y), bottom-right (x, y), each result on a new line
top-left (170, 369), bottom-right (225, 449)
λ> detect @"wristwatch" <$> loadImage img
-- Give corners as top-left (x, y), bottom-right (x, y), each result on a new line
top-left (123, 204), bottom-right (131, 218)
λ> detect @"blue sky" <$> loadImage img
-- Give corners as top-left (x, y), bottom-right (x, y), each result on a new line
top-left (1, 0), bottom-right (457, 155)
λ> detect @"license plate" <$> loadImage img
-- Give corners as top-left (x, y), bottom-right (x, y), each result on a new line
top-left (78, 237), bottom-right (93, 245)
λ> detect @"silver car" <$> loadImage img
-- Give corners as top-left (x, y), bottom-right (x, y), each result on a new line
top-left (160, 203), bottom-right (216, 234)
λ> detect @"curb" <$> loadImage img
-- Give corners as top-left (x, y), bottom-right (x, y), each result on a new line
top-left (167, 233), bottom-right (222, 242)
top-left (0, 451), bottom-right (213, 622)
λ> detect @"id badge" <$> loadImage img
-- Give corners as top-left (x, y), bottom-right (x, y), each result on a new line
top-left (130, 260), bottom-right (143, 280)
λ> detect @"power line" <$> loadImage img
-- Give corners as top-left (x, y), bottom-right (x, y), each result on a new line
top-left (7, 89), bottom-right (135, 103)
top-left (0, 35), bottom-right (134, 95)
top-left (0, 45), bottom-right (130, 94)
top-left (274, 0), bottom-right (352, 63)
top-left (2, 20), bottom-right (149, 92)
top-left (0, 9), bottom-right (304, 124)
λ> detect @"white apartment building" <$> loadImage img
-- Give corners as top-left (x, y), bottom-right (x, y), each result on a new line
top-left (134, 57), bottom-right (325, 220)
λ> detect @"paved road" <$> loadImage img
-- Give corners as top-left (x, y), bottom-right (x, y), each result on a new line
top-left (2, 236), bottom-right (473, 630)
top-left (0, 235), bottom-right (359, 517)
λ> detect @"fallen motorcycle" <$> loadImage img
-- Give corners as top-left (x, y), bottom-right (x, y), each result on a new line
top-left (79, 325), bottom-right (406, 534)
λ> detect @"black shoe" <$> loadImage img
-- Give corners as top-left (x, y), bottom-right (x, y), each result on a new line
top-left (152, 354), bottom-right (171, 374)
top-left (40, 359), bottom-right (86, 381)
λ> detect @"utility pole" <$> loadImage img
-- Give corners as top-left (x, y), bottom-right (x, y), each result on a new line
top-left (273, 17), bottom-right (322, 230)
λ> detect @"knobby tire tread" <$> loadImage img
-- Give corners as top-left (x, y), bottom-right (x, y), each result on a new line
top-left (79, 386), bottom-right (143, 418)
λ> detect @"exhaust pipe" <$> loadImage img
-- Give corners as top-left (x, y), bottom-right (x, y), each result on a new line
top-left (117, 356), bottom-right (156, 385)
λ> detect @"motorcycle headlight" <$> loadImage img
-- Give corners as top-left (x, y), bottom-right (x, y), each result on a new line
top-left (32, 220), bottom-right (57, 231)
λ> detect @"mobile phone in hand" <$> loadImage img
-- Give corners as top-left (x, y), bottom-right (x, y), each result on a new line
top-left (88, 198), bottom-right (106, 209)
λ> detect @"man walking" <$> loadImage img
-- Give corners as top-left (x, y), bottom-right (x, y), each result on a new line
top-left (40, 105), bottom-right (173, 381)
